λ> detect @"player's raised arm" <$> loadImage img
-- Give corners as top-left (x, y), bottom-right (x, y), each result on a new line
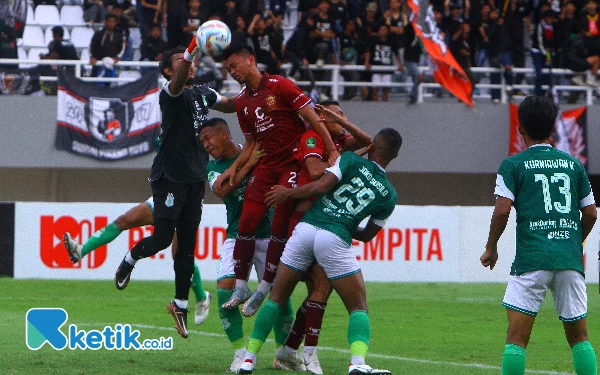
top-left (481, 196), bottom-right (513, 270)
top-left (211, 95), bottom-right (237, 113)
top-left (297, 105), bottom-right (340, 166)
top-left (167, 37), bottom-right (200, 96)
top-left (315, 104), bottom-right (371, 151)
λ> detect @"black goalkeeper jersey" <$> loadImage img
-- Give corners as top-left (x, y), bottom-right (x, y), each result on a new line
top-left (150, 83), bottom-right (219, 183)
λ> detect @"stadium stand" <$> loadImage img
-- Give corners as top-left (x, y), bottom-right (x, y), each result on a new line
top-left (60, 5), bottom-right (85, 27)
top-left (34, 4), bottom-right (60, 26)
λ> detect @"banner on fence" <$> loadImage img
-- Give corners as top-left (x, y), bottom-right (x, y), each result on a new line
top-left (509, 104), bottom-right (588, 168)
top-left (13, 203), bottom-right (600, 283)
top-left (55, 70), bottom-right (161, 160)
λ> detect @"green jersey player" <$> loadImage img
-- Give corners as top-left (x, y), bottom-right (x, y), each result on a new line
top-left (481, 96), bottom-right (597, 375)
top-left (236, 128), bottom-right (402, 375)
top-left (199, 118), bottom-right (294, 372)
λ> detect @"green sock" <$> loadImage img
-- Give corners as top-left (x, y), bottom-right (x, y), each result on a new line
top-left (348, 310), bottom-right (371, 351)
top-left (81, 222), bottom-right (122, 257)
top-left (248, 299), bottom-right (281, 354)
top-left (191, 263), bottom-right (206, 301)
top-left (502, 344), bottom-right (526, 375)
top-left (572, 341), bottom-right (597, 375)
top-left (273, 298), bottom-right (294, 346)
top-left (217, 288), bottom-right (244, 348)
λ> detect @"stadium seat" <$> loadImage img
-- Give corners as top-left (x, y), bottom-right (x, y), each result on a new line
top-left (34, 5), bottom-right (60, 26)
top-left (22, 25), bottom-right (46, 48)
top-left (60, 5), bottom-right (85, 27)
top-left (18, 47), bottom-right (35, 69)
top-left (26, 5), bottom-right (36, 25)
top-left (129, 27), bottom-right (142, 49)
top-left (70, 27), bottom-right (94, 48)
top-left (117, 70), bottom-right (141, 85)
top-left (80, 48), bottom-right (92, 74)
top-left (45, 26), bottom-right (71, 46)
top-left (26, 47), bottom-right (48, 69)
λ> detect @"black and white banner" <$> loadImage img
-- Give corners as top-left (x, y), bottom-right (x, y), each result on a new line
top-left (55, 70), bottom-right (161, 160)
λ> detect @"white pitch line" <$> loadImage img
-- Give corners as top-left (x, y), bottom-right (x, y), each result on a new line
top-left (77, 322), bottom-right (573, 375)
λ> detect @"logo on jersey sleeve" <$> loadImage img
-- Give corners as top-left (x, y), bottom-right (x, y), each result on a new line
top-left (208, 171), bottom-right (217, 183)
top-left (306, 137), bottom-right (316, 149)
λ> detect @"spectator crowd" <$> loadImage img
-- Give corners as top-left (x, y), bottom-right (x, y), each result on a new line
top-left (4, 0), bottom-right (600, 102)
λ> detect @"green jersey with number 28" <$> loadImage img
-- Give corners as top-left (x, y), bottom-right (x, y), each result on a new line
top-left (301, 152), bottom-right (397, 246)
top-left (495, 145), bottom-right (595, 276)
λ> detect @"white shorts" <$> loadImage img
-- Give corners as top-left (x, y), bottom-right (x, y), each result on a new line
top-left (144, 196), bottom-right (154, 212)
top-left (372, 73), bottom-right (392, 85)
top-left (217, 238), bottom-right (268, 282)
top-left (281, 222), bottom-right (360, 280)
top-left (503, 270), bottom-right (587, 322)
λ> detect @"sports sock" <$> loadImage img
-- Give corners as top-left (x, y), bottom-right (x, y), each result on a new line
top-left (305, 300), bottom-right (327, 346)
top-left (191, 263), bottom-right (207, 301)
top-left (81, 222), bottom-right (122, 257)
top-left (174, 298), bottom-right (188, 310)
top-left (217, 288), bottom-right (244, 348)
top-left (233, 235), bottom-right (256, 281)
top-left (124, 252), bottom-right (136, 265)
top-left (502, 344), bottom-right (526, 375)
top-left (248, 299), bottom-right (281, 354)
top-left (263, 236), bottom-right (287, 283)
top-left (256, 280), bottom-right (271, 294)
top-left (274, 298), bottom-right (294, 346)
top-left (235, 279), bottom-right (248, 289)
top-left (572, 341), bottom-right (597, 375)
top-left (348, 310), bottom-right (371, 359)
top-left (285, 302), bottom-right (307, 350)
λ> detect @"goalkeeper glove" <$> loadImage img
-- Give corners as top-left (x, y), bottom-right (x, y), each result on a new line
top-left (183, 36), bottom-right (200, 63)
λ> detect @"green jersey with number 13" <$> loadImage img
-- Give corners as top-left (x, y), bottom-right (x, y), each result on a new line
top-left (495, 144), bottom-right (595, 276)
top-left (301, 152), bottom-right (397, 246)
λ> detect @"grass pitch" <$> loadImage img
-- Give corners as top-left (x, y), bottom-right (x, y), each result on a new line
top-left (0, 279), bottom-right (598, 374)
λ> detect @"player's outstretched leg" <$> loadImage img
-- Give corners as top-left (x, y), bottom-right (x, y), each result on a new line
top-left (65, 201), bottom-right (153, 263)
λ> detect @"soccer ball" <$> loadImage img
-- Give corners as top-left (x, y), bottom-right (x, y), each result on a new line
top-left (196, 20), bottom-right (232, 56)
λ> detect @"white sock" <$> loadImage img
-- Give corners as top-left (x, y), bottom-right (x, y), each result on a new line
top-left (256, 280), bottom-right (271, 294)
top-left (244, 352), bottom-right (257, 364)
top-left (351, 355), bottom-right (365, 366)
top-left (235, 348), bottom-right (246, 355)
top-left (283, 345), bottom-right (297, 354)
top-left (174, 299), bottom-right (188, 309)
top-left (124, 252), bottom-right (136, 265)
top-left (303, 346), bottom-right (317, 353)
top-left (235, 279), bottom-right (248, 289)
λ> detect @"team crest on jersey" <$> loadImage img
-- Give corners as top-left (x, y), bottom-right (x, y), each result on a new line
top-left (165, 193), bottom-right (174, 207)
top-left (306, 137), bottom-right (316, 149)
top-left (208, 171), bottom-right (217, 182)
top-left (255, 107), bottom-right (265, 120)
top-left (88, 97), bottom-right (129, 143)
top-left (266, 94), bottom-right (276, 108)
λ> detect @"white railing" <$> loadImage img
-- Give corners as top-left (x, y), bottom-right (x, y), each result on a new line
top-left (0, 58), bottom-right (596, 105)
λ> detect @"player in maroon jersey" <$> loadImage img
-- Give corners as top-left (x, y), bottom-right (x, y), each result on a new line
top-left (271, 101), bottom-right (372, 372)
top-left (216, 44), bottom-right (340, 313)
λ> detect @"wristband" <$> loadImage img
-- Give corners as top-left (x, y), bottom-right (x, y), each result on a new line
top-left (183, 50), bottom-right (194, 63)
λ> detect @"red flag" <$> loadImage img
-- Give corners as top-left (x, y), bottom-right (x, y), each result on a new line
top-left (509, 103), bottom-right (588, 168)
top-left (408, 0), bottom-right (473, 106)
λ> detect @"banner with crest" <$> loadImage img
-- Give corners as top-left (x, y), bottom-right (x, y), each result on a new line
top-left (55, 70), bottom-right (161, 160)
top-left (509, 103), bottom-right (588, 169)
